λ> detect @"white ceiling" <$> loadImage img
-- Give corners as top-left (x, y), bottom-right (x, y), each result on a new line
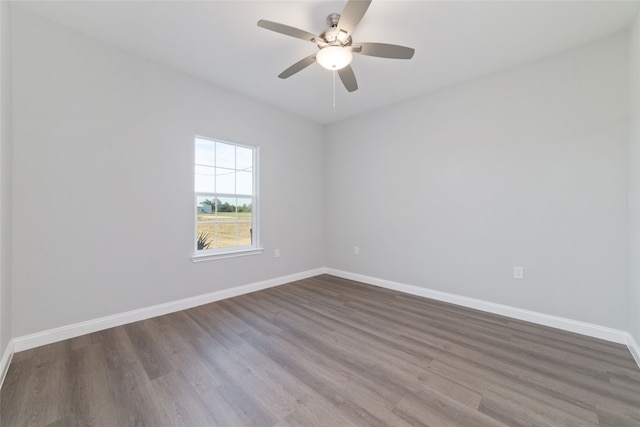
top-left (11, 0), bottom-right (640, 124)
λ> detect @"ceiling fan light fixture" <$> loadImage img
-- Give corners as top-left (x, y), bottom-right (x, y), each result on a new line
top-left (316, 45), bottom-right (353, 70)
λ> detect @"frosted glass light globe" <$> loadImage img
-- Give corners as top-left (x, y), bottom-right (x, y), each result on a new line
top-left (316, 46), bottom-right (353, 70)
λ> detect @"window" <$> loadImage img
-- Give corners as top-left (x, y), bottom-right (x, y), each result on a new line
top-left (193, 136), bottom-right (261, 261)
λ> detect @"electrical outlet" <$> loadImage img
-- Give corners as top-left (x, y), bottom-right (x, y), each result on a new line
top-left (513, 266), bottom-right (524, 279)
top-left (354, 246), bottom-right (360, 255)
top-left (275, 249), bottom-right (280, 258)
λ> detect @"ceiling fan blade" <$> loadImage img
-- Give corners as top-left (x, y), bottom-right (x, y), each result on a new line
top-left (353, 42), bottom-right (415, 59)
top-left (337, 0), bottom-right (372, 37)
top-left (278, 54), bottom-right (317, 79)
top-left (257, 19), bottom-right (318, 43)
top-left (338, 65), bottom-right (358, 92)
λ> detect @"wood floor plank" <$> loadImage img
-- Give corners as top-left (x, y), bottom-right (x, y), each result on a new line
top-left (1, 356), bottom-right (72, 426)
top-left (100, 327), bottom-right (168, 427)
top-left (148, 370), bottom-right (218, 426)
top-left (238, 328), bottom-right (415, 427)
top-left (393, 388), bottom-right (507, 427)
top-left (68, 343), bottom-right (117, 426)
top-left (2, 274), bottom-right (640, 426)
top-left (123, 320), bottom-right (176, 382)
top-left (189, 337), bottom-right (279, 427)
top-left (428, 357), bottom-right (602, 425)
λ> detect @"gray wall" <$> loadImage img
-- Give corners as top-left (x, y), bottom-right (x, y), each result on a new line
top-left (0, 0), bottom-right (12, 355)
top-left (325, 33), bottom-right (629, 330)
top-left (630, 12), bottom-right (640, 345)
top-left (11, 8), bottom-right (325, 337)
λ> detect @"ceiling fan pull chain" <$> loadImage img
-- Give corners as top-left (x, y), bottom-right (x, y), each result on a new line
top-left (333, 70), bottom-right (336, 108)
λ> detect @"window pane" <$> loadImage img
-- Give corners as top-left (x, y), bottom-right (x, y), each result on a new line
top-left (196, 196), bottom-right (216, 217)
top-left (216, 142), bottom-right (236, 169)
top-left (216, 196), bottom-right (236, 215)
top-left (216, 221), bottom-right (237, 248)
top-left (195, 165), bottom-right (215, 193)
top-left (236, 197), bottom-right (252, 214)
top-left (216, 197), bottom-right (236, 248)
top-left (216, 168), bottom-right (235, 194)
top-left (196, 195), bottom-right (216, 251)
top-left (196, 222), bottom-right (216, 250)
top-left (236, 146), bottom-right (253, 171)
top-left (236, 171), bottom-right (252, 195)
top-left (195, 138), bottom-right (215, 166)
top-left (237, 197), bottom-right (253, 247)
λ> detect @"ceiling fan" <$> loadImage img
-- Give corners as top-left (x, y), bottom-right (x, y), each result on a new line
top-left (257, 0), bottom-right (415, 93)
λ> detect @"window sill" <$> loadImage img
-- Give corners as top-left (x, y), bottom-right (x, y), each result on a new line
top-left (191, 247), bottom-right (264, 263)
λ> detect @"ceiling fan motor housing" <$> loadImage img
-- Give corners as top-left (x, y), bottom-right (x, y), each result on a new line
top-left (326, 12), bottom-right (340, 27)
top-left (321, 13), bottom-right (352, 46)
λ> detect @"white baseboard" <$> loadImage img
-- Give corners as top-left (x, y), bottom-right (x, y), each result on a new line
top-left (0, 339), bottom-right (14, 389)
top-left (628, 333), bottom-right (640, 368)
top-left (12, 268), bottom-right (324, 352)
top-left (9, 266), bottom-right (640, 372)
top-left (324, 268), bottom-right (631, 346)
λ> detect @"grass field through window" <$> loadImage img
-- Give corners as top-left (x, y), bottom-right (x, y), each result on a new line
top-left (197, 212), bottom-right (252, 248)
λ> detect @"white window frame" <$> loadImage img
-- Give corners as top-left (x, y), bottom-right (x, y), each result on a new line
top-left (192, 136), bottom-right (262, 262)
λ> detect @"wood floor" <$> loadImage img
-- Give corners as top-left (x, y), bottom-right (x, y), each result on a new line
top-left (2, 275), bottom-right (640, 426)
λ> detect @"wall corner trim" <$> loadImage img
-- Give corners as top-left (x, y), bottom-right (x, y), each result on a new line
top-left (628, 333), bottom-right (640, 369)
top-left (324, 268), bottom-right (633, 348)
top-left (12, 268), bottom-right (324, 353)
top-left (0, 339), bottom-right (14, 390)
